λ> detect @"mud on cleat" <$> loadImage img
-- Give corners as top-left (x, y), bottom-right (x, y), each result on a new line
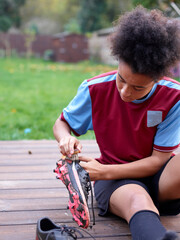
top-left (54, 150), bottom-right (95, 229)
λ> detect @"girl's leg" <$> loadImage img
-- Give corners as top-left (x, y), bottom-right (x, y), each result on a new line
top-left (159, 153), bottom-right (180, 201)
top-left (109, 184), bottom-right (177, 240)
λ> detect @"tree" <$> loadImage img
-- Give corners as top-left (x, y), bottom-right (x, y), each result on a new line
top-left (0, 0), bottom-right (26, 56)
top-left (64, 18), bottom-right (81, 34)
top-left (20, 0), bottom-right (134, 35)
top-left (132, 0), bottom-right (180, 13)
top-left (24, 28), bottom-right (36, 58)
top-left (20, 0), bottom-right (80, 34)
top-left (104, 0), bottom-right (132, 27)
top-left (77, 0), bottom-right (134, 33)
top-left (132, 0), bottom-right (158, 8)
top-left (0, 0), bottom-right (26, 32)
top-left (78, 0), bottom-right (107, 33)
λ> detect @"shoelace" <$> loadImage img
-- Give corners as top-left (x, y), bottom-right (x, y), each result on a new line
top-left (61, 225), bottom-right (80, 239)
top-left (49, 225), bottom-right (96, 239)
top-left (86, 174), bottom-right (95, 227)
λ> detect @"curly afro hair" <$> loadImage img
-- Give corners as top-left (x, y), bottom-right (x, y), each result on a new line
top-left (110, 6), bottom-right (180, 79)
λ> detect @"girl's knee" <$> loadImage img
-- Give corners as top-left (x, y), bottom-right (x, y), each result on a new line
top-left (109, 184), bottom-right (159, 222)
top-left (130, 192), bottom-right (147, 210)
top-left (129, 192), bottom-right (158, 215)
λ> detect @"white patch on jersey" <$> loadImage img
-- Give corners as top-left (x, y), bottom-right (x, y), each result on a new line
top-left (147, 110), bottom-right (163, 127)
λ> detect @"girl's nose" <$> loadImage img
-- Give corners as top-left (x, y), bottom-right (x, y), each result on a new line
top-left (121, 84), bottom-right (132, 97)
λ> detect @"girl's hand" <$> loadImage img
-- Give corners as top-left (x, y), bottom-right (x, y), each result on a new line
top-left (58, 136), bottom-right (82, 157)
top-left (79, 156), bottom-right (105, 181)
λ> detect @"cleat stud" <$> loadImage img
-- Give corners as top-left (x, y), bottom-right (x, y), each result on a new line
top-left (67, 206), bottom-right (69, 209)
top-left (56, 176), bottom-right (59, 179)
top-left (56, 162), bottom-right (60, 166)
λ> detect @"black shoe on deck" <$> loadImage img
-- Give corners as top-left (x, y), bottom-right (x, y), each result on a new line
top-left (36, 217), bottom-right (96, 240)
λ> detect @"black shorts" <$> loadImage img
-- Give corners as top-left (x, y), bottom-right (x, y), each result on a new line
top-left (94, 156), bottom-right (180, 216)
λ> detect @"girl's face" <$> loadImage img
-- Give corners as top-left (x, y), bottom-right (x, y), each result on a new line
top-left (116, 61), bottom-right (157, 102)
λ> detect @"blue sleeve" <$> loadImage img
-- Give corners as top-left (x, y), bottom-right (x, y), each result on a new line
top-left (154, 100), bottom-right (180, 149)
top-left (62, 80), bottom-right (93, 135)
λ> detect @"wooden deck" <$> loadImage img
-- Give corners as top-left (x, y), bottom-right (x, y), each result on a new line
top-left (0, 140), bottom-right (180, 240)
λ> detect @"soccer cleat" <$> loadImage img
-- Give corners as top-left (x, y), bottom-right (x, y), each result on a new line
top-left (54, 150), bottom-right (95, 229)
top-left (36, 217), bottom-right (78, 240)
top-left (36, 217), bottom-right (96, 240)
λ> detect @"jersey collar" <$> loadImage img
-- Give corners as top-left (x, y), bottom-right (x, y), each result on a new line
top-left (132, 83), bottom-right (158, 104)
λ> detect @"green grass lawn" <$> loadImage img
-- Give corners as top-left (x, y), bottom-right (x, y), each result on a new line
top-left (0, 58), bottom-right (115, 140)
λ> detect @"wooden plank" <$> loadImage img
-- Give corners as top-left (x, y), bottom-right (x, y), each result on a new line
top-left (0, 148), bottom-right (100, 155)
top-left (0, 152), bottom-right (97, 161)
top-left (0, 190), bottom-right (97, 209)
top-left (0, 153), bottom-right (64, 160)
top-left (161, 216), bottom-right (180, 231)
top-left (1, 215), bottom-right (180, 240)
top-left (0, 194), bottom-right (95, 209)
top-left (1, 206), bottom-right (180, 228)
top-left (1, 218), bottom-right (180, 240)
top-left (0, 188), bottom-right (68, 199)
top-left (0, 198), bottom-right (97, 212)
top-left (0, 158), bottom-right (59, 166)
top-left (0, 208), bottom-right (119, 225)
top-left (0, 152), bottom-right (100, 161)
top-left (0, 140), bottom-right (100, 150)
top-left (0, 144), bottom-right (99, 152)
top-left (1, 225), bottom-right (36, 240)
top-left (0, 221), bottom-right (131, 240)
top-left (0, 139), bottom-right (98, 145)
top-left (0, 171), bottom-right (56, 180)
top-left (0, 198), bottom-right (70, 211)
top-left (1, 220), bottom-right (180, 240)
top-left (0, 165), bottom-right (56, 173)
top-left (0, 179), bottom-right (61, 189)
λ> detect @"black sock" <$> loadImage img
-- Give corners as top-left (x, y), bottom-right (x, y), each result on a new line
top-left (129, 210), bottom-right (166, 240)
top-left (161, 231), bottom-right (179, 240)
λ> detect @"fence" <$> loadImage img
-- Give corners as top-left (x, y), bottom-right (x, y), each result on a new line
top-left (0, 33), bottom-right (89, 63)
top-left (0, 33), bottom-right (53, 58)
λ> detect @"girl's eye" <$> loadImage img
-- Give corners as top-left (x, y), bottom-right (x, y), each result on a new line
top-left (133, 87), bottom-right (144, 91)
top-left (119, 78), bottom-right (125, 83)
top-left (118, 75), bottom-right (145, 91)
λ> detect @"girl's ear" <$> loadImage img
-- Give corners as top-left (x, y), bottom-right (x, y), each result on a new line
top-left (155, 76), bottom-right (164, 83)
